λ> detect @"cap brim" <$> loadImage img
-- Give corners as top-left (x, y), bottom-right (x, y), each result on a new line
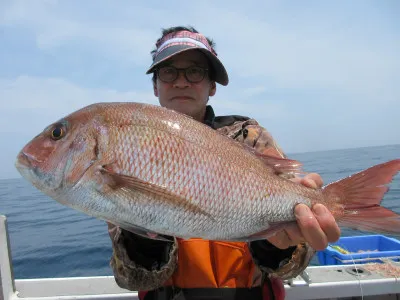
top-left (146, 45), bottom-right (229, 86)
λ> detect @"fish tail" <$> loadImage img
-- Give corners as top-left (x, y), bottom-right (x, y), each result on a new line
top-left (322, 159), bottom-right (400, 235)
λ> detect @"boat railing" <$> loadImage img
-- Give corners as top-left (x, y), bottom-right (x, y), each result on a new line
top-left (1, 215), bottom-right (138, 300)
top-left (1, 214), bottom-right (400, 300)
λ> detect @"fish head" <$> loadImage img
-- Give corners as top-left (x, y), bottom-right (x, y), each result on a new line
top-left (15, 107), bottom-right (102, 198)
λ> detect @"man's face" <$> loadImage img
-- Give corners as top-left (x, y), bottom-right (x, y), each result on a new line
top-left (153, 50), bottom-right (216, 122)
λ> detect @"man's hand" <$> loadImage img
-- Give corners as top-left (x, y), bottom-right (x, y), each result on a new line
top-left (267, 173), bottom-right (341, 251)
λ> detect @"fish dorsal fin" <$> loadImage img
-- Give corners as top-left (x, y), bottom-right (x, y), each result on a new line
top-left (238, 142), bottom-right (303, 175)
top-left (100, 164), bottom-right (213, 218)
top-left (255, 153), bottom-right (303, 175)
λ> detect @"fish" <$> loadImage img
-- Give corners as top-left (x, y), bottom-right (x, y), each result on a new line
top-left (15, 102), bottom-right (400, 242)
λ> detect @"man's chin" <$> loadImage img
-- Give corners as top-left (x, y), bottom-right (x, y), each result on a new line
top-left (169, 101), bottom-right (192, 110)
top-left (169, 105), bottom-right (196, 118)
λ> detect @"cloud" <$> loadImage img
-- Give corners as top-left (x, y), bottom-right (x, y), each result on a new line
top-left (194, 7), bottom-right (399, 105)
top-left (0, 76), bottom-right (158, 133)
top-left (0, 0), bottom-right (157, 66)
top-left (2, 0), bottom-right (398, 105)
top-left (0, 0), bottom-right (399, 179)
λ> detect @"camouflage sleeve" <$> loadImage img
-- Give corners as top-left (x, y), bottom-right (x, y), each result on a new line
top-left (217, 119), bottom-right (315, 280)
top-left (218, 119), bottom-right (286, 158)
top-left (107, 222), bottom-right (178, 291)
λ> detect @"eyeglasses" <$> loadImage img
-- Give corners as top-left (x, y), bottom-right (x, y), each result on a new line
top-left (157, 66), bottom-right (208, 83)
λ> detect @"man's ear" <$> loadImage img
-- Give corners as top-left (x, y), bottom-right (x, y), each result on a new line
top-left (153, 81), bottom-right (158, 97)
top-left (209, 81), bottom-right (216, 97)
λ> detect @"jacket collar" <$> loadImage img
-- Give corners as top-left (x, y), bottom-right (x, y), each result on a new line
top-left (203, 105), bottom-right (216, 128)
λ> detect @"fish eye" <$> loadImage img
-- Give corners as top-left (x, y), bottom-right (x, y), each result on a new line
top-left (51, 126), bottom-right (65, 140)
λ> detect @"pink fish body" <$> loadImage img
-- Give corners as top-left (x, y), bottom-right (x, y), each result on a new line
top-left (15, 102), bottom-right (400, 241)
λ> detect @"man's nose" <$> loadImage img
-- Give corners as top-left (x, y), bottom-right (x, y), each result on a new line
top-left (173, 71), bottom-right (190, 88)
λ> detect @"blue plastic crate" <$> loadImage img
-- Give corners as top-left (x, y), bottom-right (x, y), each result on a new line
top-left (317, 235), bottom-right (400, 265)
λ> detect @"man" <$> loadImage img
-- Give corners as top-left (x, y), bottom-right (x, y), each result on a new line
top-left (108, 26), bottom-right (340, 300)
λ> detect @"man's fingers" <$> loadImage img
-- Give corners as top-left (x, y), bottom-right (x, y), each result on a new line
top-left (313, 204), bottom-right (341, 243)
top-left (268, 232), bottom-right (290, 249)
top-left (267, 204), bottom-right (339, 251)
top-left (300, 178), bottom-right (318, 189)
top-left (295, 204), bottom-right (328, 250)
top-left (268, 231), bottom-right (295, 249)
top-left (285, 225), bottom-right (304, 245)
top-left (304, 173), bottom-right (324, 188)
top-left (267, 226), bottom-right (305, 249)
top-left (290, 173), bottom-right (324, 189)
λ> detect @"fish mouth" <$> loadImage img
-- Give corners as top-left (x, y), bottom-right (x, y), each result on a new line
top-left (15, 151), bottom-right (59, 194)
top-left (16, 150), bottom-right (44, 169)
top-left (16, 151), bottom-right (33, 169)
top-left (15, 151), bottom-right (42, 181)
top-left (15, 151), bottom-right (40, 182)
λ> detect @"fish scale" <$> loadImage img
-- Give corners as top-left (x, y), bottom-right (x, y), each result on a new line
top-left (104, 114), bottom-right (305, 239)
top-left (15, 102), bottom-right (400, 241)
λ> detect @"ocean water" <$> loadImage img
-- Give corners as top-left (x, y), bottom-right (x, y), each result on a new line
top-left (0, 144), bottom-right (399, 279)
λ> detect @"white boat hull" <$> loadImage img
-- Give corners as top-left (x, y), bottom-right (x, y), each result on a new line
top-left (2, 215), bottom-right (399, 300)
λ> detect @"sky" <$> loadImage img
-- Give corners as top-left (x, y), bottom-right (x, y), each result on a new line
top-left (0, 0), bottom-right (399, 179)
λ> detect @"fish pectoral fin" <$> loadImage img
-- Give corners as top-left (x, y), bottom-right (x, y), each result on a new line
top-left (100, 165), bottom-right (213, 219)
